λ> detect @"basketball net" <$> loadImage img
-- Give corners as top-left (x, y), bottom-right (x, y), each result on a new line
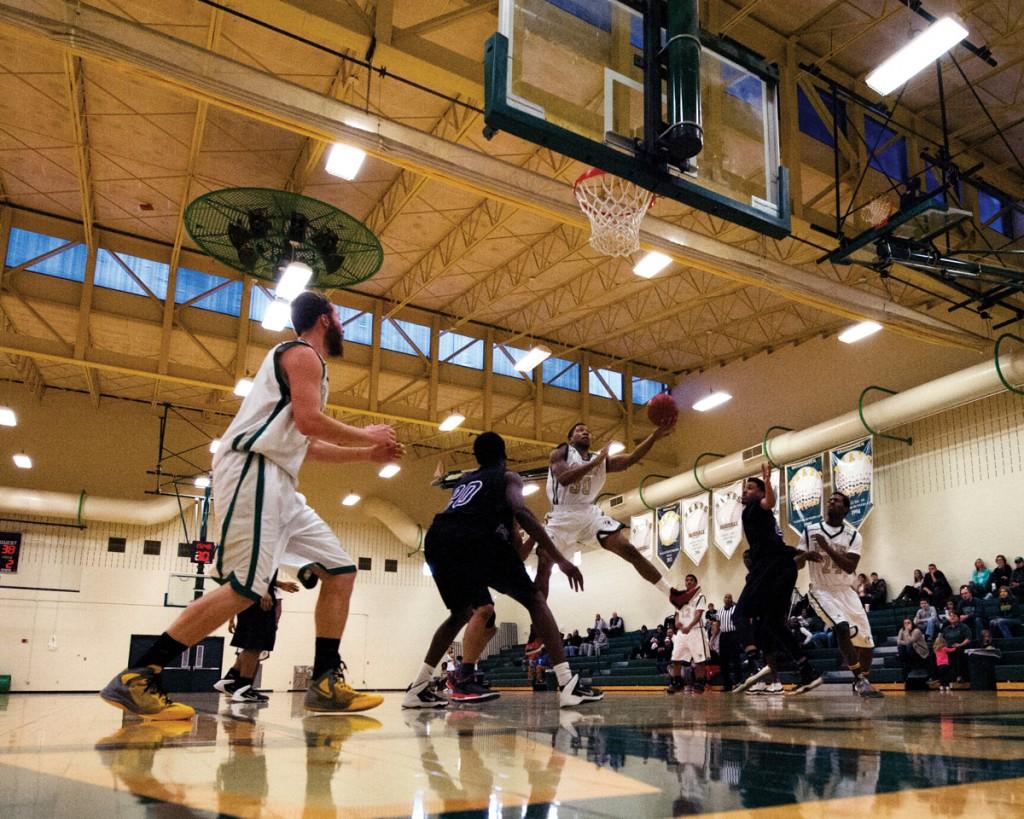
top-left (857, 190), bottom-right (900, 231)
top-left (574, 168), bottom-right (655, 257)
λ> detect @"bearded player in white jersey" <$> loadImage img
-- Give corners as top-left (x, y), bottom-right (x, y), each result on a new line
top-left (796, 491), bottom-right (883, 699)
top-left (535, 421), bottom-right (690, 609)
top-left (100, 292), bottom-right (403, 720)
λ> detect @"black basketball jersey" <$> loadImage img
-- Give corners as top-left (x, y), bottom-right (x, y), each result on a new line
top-left (741, 501), bottom-right (793, 565)
top-left (435, 464), bottom-right (514, 539)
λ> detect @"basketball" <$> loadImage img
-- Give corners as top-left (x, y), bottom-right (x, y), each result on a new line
top-left (646, 392), bottom-right (678, 427)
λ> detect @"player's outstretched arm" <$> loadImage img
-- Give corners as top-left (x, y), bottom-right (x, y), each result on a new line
top-left (505, 471), bottom-right (583, 592)
top-left (549, 444), bottom-right (606, 486)
top-left (281, 344), bottom-right (397, 450)
top-left (606, 418), bottom-right (675, 473)
top-left (305, 439), bottom-right (405, 464)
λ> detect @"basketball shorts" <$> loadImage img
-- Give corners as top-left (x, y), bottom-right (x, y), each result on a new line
top-left (424, 519), bottom-right (537, 614)
top-left (231, 600), bottom-right (279, 652)
top-left (671, 627), bottom-right (709, 664)
top-left (807, 584), bottom-right (874, 648)
top-left (544, 506), bottom-right (625, 551)
top-left (213, 450), bottom-right (355, 601)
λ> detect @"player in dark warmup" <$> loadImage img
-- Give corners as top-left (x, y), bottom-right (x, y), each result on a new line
top-left (403, 431), bottom-right (604, 709)
top-left (732, 464), bottom-right (823, 695)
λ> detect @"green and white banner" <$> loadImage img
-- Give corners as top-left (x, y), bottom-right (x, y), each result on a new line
top-left (630, 512), bottom-right (655, 560)
top-left (712, 480), bottom-right (744, 558)
top-left (831, 437), bottom-right (874, 528)
top-left (656, 502), bottom-right (682, 569)
top-left (785, 455), bottom-right (825, 536)
top-left (681, 494), bottom-right (710, 566)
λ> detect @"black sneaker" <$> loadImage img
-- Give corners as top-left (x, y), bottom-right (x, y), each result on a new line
top-left (230, 684), bottom-right (269, 703)
top-left (788, 664), bottom-right (823, 696)
top-left (449, 679), bottom-right (501, 703)
top-left (213, 667), bottom-right (240, 695)
top-left (559, 673), bottom-right (604, 707)
top-left (402, 680), bottom-right (449, 709)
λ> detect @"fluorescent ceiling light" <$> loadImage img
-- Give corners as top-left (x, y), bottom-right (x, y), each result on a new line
top-left (325, 143), bottom-right (367, 180)
top-left (276, 262), bottom-right (312, 302)
top-left (378, 463), bottom-right (401, 479)
top-left (341, 492), bottom-right (361, 506)
top-left (439, 413), bottom-right (465, 432)
top-left (573, 550), bottom-right (582, 566)
top-left (607, 441), bottom-right (626, 456)
top-left (866, 17), bottom-right (968, 95)
top-left (522, 483), bottom-right (540, 496)
top-left (838, 321), bottom-right (883, 344)
top-left (194, 476), bottom-right (211, 489)
top-left (633, 251), bottom-right (672, 279)
top-left (234, 378), bottom-right (254, 398)
top-left (0, 407), bottom-right (16, 427)
top-left (209, 439), bottom-right (221, 454)
top-left (692, 391), bottom-right (732, 412)
top-left (13, 453), bottom-right (32, 469)
top-left (514, 345), bottom-right (552, 373)
top-left (262, 297), bottom-right (292, 332)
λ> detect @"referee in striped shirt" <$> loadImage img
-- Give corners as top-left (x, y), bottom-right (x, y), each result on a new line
top-left (716, 594), bottom-right (742, 691)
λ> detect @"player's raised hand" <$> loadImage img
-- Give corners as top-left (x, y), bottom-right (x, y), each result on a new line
top-left (810, 533), bottom-right (828, 550)
top-left (761, 462), bottom-right (771, 482)
top-left (559, 559), bottom-right (584, 592)
top-left (364, 423), bottom-right (397, 447)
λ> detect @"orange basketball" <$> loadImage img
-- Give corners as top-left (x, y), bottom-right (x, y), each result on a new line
top-left (646, 392), bottom-right (678, 427)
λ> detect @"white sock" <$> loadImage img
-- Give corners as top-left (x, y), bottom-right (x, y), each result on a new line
top-left (656, 578), bottom-right (672, 595)
top-left (554, 661), bottom-right (573, 687)
top-left (413, 662), bottom-right (434, 687)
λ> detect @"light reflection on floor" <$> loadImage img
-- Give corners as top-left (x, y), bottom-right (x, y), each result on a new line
top-left (1, 690), bottom-right (1024, 817)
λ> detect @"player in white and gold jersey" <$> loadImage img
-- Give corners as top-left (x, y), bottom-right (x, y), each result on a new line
top-left (796, 491), bottom-right (883, 698)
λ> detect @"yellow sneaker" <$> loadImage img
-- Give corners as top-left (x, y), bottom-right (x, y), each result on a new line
top-left (304, 668), bottom-right (383, 713)
top-left (100, 666), bottom-right (196, 721)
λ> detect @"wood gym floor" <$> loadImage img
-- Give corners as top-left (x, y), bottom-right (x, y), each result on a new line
top-left (1, 688), bottom-right (1023, 817)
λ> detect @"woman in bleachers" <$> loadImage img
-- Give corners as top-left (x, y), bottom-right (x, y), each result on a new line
top-left (970, 558), bottom-right (992, 598)
top-left (855, 573), bottom-right (871, 608)
top-left (989, 555), bottom-right (1012, 597)
top-left (894, 569), bottom-right (925, 606)
top-left (897, 617), bottom-right (929, 678)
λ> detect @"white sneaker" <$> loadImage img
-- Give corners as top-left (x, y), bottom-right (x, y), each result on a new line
top-left (745, 681), bottom-right (768, 695)
top-left (764, 681), bottom-right (784, 694)
top-left (402, 680), bottom-right (448, 709)
top-left (559, 674), bottom-right (604, 708)
top-left (733, 665), bottom-right (772, 693)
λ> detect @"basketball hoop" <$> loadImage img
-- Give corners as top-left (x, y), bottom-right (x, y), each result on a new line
top-left (858, 190), bottom-right (900, 231)
top-left (573, 168), bottom-right (655, 257)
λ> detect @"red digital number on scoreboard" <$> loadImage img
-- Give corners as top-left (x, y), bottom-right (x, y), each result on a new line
top-left (190, 540), bottom-right (216, 565)
top-left (0, 532), bottom-right (21, 573)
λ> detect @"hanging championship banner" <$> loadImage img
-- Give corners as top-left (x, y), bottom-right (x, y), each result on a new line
top-left (681, 494), bottom-right (710, 566)
top-left (656, 502), bottom-right (682, 569)
top-left (831, 437), bottom-right (874, 528)
top-left (712, 480), bottom-right (744, 558)
top-left (785, 456), bottom-right (824, 536)
top-left (630, 512), bottom-right (655, 560)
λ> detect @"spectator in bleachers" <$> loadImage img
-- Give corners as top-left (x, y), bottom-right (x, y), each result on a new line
top-left (592, 626), bottom-right (609, 656)
top-left (594, 613), bottom-right (608, 634)
top-left (608, 612), bottom-right (624, 636)
top-left (940, 599), bottom-right (957, 627)
top-left (970, 558), bottom-right (991, 598)
top-left (955, 585), bottom-right (984, 638)
top-left (978, 628), bottom-right (995, 649)
top-left (1011, 557), bottom-right (1024, 594)
top-left (989, 586), bottom-right (1021, 638)
top-left (855, 573), bottom-right (871, 608)
top-left (989, 555), bottom-right (1012, 597)
top-left (915, 598), bottom-right (939, 639)
top-left (662, 612), bottom-right (676, 630)
top-left (563, 632), bottom-right (578, 657)
top-left (940, 611), bottom-right (972, 682)
top-left (578, 628), bottom-right (594, 657)
top-left (868, 573), bottom-right (888, 608)
top-left (897, 617), bottom-right (929, 678)
top-left (630, 626), bottom-right (649, 659)
top-left (895, 569), bottom-right (925, 606)
top-left (932, 634), bottom-right (954, 692)
top-left (922, 563), bottom-right (953, 609)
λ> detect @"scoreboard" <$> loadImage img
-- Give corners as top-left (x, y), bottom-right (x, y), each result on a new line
top-left (0, 532), bottom-right (21, 573)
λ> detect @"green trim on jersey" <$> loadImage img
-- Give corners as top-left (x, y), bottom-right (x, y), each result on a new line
top-left (216, 451), bottom-right (256, 577)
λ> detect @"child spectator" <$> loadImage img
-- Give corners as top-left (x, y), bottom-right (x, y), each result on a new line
top-left (933, 634), bottom-right (954, 692)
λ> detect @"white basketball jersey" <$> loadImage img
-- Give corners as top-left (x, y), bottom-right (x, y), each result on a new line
top-left (799, 520), bottom-right (862, 590)
top-left (546, 445), bottom-right (606, 508)
top-left (678, 592), bottom-right (707, 628)
top-left (216, 340), bottom-right (328, 480)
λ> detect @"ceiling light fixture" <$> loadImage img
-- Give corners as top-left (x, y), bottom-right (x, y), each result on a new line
top-left (633, 251), bottom-right (672, 279)
top-left (692, 391), bottom-right (732, 412)
top-left (194, 475), bottom-right (211, 489)
top-left (378, 463), bottom-right (401, 479)
top-left (513, 345), bottom-right (552, 373)
top-left (607, 441), bottom-right (626, 456)
top-left (13, 453), bottom-right (32, 469)
top-left (262, 297), bottom-right (292, 332)
top-left (866, 17), bottom-right (968, 95)
top-left (438, 413), bottom-right (465, 432)
top-left (0, 407), bottom-right (16, 427)
top-left (234, 378), bottom-right (254, 398)
top-left (838, 321), bottom-right (883, 344)
top-left (325, 143), bottom-right (367, 180)
top-left (341, 492), bottom-right (361, 507)
top-left (276, 261), bottom-right (312, 302)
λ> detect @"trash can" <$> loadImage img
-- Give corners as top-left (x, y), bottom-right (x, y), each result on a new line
top-left (967, 649), bottom-right (1000, 691)
top-left (0, 674), bottom-right (9, 693)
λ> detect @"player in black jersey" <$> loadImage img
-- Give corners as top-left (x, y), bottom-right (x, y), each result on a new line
top-left (732, 464), bottom-right (822, 695)
top-left (403, 432), bottom-right (604, 709)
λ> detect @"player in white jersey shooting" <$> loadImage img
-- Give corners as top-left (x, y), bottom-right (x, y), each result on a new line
top-left (100, 292), bottom-right (403, 720)
top-left (796, 491), bottom-right (883, 699)
top-left (536, 420), bottom-right (691, 609)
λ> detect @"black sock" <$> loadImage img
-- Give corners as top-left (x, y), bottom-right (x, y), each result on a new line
top-left (236, 676), bottom-right (254, 691)
top-left (459, 661), bottom-right (475, 681)
top-left (313, 637), bottom-right (341, 679)
top-left (134, 633), bottom-right (188, 670)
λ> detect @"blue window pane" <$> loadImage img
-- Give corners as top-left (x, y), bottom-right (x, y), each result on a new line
top-left (977, 189), bottom-right (1011, 236)
top-left (175, 267), bottom-right (242, 316)
top-left (721, 62), bottom-right (764, 110)
top-left (493, 344), bottom-right (529, 378)
top-left (542, 357), bottom-right (580, 391)
top-left (797, 87), bottom-right (846, 147)
top-left (339, 306), bottom-right (372, 346)
top-left (6, 228), bottom-right (86, 282)
top-left (589, 367), bottom-right (623, 400)
top-left (95, 250), bottom-right (169, 299)
top-left (865, 117), bottom-right (907, 182)
top-left (632, 378), bottom-right (668, 405)
top-left (439, 331), bottom-right (483, 369)
top-left (381, 318), bottom-right (430, 357)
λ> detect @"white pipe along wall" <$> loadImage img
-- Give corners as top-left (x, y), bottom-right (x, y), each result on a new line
top-left (360, 497), bottom-right (424, 552)
top-left (603, 343), bottom-right (1024, 520)
top-left (0, 487), bottom-right (182, 526)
